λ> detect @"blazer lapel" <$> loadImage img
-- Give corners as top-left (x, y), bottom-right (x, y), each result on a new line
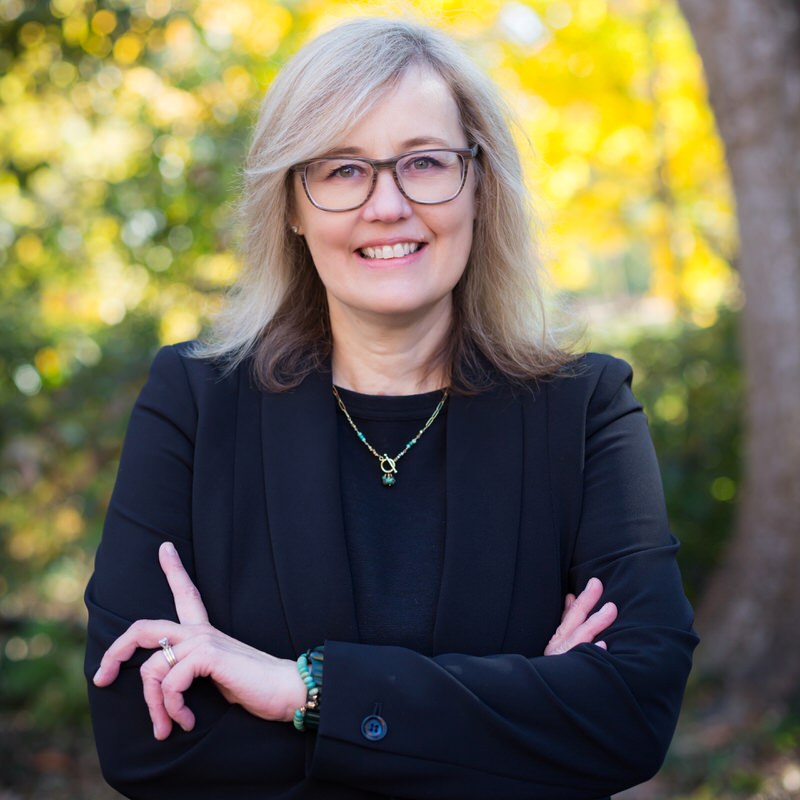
top-left (433, 385), bottom-right (524, 654)
top-left (261, 369), bottom-right (359, 653)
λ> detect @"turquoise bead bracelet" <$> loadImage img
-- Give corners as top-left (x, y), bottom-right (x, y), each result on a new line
top-left (292, 646), bottom-right (324, 731)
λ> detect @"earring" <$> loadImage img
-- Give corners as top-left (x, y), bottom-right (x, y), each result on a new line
top-left (290, 225), bottom-right (301, 235)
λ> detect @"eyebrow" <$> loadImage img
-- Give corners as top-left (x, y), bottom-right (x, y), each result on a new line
top-left (321, 136), bottom-right (456, 158)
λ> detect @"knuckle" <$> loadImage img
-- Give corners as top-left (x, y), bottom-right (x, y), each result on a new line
top-left (140, 661), bottom-right (158, 680)
top-left (192, 630), bottom-right (210, 648)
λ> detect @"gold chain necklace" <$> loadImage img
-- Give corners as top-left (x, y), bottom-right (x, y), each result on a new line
top-left (332, 385), bottom-right (449, 487)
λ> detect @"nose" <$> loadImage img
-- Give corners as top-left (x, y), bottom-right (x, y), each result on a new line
top-left (361, 168), bottom-right (412, 222)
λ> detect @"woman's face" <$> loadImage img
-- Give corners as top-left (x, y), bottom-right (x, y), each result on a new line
top-left (291, 66), bottom-right (476, 328)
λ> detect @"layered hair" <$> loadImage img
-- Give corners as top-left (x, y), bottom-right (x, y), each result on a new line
top-left (195, 16), bottom-right (572, 391)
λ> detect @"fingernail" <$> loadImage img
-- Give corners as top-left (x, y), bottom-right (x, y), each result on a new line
top-left (163, 541), bottom-right (176, 556)
top-left (588, 577), bottom-right (600, 590)
top-left (153, 725), bottom-right (159, 739)
top-left (93, 668), bottom-right (102, 684)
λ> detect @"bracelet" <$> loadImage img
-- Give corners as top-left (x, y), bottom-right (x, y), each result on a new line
top-left (292, 646), bottom-right (324, 731)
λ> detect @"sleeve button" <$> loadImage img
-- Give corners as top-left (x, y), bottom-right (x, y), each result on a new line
top-left (360, 714), bottom-right (388, 741)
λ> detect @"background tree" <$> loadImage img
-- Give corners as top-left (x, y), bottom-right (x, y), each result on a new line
top-left (676, 0), bottom-right (800, 728)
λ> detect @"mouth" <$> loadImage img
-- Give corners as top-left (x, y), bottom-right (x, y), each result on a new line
top-left (358, 242), bottom-right (424, 260)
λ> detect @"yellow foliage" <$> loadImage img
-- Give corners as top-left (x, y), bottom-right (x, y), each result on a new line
top-left (91, 9), bottom-right (117, 35)
top-left (195, 253), bottom-right (240, 287)
top-left (1, 0), bottom-right (739, 345)
top-left (16, 234), bottom-right (44, 264)
top-left (34, 347), bottom-right (62, 381)
top-left (146, 0), bottom-right (172, 20)
top-left (160, 306), bottom-right (202, 343)
top-left (114, 32), bottom-right (144, 64)
top-left (53, 506), bottom-right (85, 542)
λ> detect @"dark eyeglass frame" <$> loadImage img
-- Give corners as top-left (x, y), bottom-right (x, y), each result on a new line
top-left (291, 144), bottom-right (480, 212)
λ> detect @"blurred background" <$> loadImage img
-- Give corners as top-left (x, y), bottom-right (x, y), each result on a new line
top-left (1, 0), bottom-right (798, 797)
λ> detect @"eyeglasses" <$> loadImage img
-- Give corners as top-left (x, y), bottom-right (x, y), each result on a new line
top-left (291, 145), bottom-right (479, 212)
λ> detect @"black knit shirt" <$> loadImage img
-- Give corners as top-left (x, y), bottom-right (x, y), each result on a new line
top-left (335, 386), bottom-right (447, 655)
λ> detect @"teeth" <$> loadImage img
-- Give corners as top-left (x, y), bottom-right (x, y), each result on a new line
top-left (361, 242), bottom-right (420, 260)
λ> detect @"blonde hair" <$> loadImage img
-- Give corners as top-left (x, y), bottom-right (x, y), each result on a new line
top-left (195, 16), bottom-right (572, 391)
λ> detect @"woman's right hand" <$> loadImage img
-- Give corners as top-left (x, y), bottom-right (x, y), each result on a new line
top-left (544, 578), bottom-right (617, 656)
top-left (93, 542), bottom-right (307, 740)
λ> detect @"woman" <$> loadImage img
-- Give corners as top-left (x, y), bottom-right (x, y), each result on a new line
top-left (85, 17), bottom-right (697, 800)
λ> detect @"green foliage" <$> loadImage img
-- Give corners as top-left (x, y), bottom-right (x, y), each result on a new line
top-left (1, 619), bottom-right (90, 728)
top-left (0, 316), bottom-right (162, 730)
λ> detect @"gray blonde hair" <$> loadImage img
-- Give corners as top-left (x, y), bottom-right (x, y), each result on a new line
top-left (195, 16), bottom-right (572, 391)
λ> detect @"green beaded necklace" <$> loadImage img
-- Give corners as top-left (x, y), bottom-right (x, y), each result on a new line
top-left (332, 385), bottom-right (449, 487)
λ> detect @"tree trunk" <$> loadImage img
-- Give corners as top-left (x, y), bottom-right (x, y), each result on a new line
top-left (676, 0), bottom-right (800, 724)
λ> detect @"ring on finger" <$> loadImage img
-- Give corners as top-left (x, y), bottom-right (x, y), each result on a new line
top-left (158, 637), bottom-right (178, 668)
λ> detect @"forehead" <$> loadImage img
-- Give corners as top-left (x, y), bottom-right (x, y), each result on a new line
top-left (333, 65), bottom-right (466, 154)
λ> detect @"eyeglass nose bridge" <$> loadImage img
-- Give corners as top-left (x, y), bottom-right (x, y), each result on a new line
top-left (362, 156), bottom-right (413, 206)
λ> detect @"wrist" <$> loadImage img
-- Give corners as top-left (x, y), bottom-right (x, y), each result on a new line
top-left (283, 658), bottom-right (309, 722)
top-left (292, 646), bottom-right (325, 731)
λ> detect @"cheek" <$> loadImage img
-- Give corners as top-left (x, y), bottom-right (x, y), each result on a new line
top-left (303, 232), bottom-right (356, 295)
top-left (302, 220), bottom-right (352, 264)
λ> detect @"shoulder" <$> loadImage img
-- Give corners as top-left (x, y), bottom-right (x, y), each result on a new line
top-left (552, 351), bottom-right (631, 390)
top-left (540, 352), bottom-right (633, 401)
top-left (537, 353), bottom-right (641, 435)
top-left (141, 341), bottom-right (251, 419)
top-left (149, 340), bottom-right (223, 379)
top-left (148, 340), bottom-right (244, 389)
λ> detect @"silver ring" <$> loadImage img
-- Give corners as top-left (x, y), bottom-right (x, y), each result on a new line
top-left (158, 636), bottom-right (178, 668)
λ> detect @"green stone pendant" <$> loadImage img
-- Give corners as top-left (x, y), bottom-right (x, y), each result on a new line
top-left (379, 455), bottom-right (397, 487)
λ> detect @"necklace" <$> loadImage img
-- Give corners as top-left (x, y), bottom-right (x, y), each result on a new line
top-left (332, 385), bottom-right (449, 487)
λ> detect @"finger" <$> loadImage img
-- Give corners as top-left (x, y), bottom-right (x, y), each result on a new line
top-left (141, 641), bottom-right (200, 738)
top-left (93, 619), bottom-right (182, 686)
top-left (551, 578), bottom-right (604, 643)
top-left (140, 652), bottom-right (175, 740)
top-left (159, 542), bottom-right (209, 625)
top-left (545, 594), bottom-right (617, 656)
top-left (161, 661), bottom-right (198, 733)
top-left (581, 601), bottom-right (618, 640)
top-left (595, 641), bottom-right (608, 650)
top-left (561, 602), bottom-right (618, 652)
top-left (561, 578), bottom-right (604, 627)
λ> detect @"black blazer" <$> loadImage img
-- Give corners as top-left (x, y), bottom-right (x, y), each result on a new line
top-left (85, 344), bottom-right (697, 800)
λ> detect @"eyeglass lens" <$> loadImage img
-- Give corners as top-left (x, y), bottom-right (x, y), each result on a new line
top-left (303, 150), bottom-right (466, 210)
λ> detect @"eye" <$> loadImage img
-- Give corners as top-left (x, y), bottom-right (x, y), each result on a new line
top-left (324, 161), bottom-right (368, 180)
top-left (399, 151), bottom-right (458, 177)
top-left (407, 155), bottom-right (443, 171)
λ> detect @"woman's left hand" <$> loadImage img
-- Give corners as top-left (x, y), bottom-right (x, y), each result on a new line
top-left (544, 578), bottom-right (618, 656)
top-left (92, 542), bottom-right (307, 740)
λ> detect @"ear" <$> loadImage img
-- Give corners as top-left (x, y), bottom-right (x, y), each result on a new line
top-left (287, 179), bottom-right (304, 235)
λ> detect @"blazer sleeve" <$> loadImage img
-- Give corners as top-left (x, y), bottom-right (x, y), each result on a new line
top-left (307, 355), bottom-right (698, 799)
top-left (84, 347), bottom-right (334, 800)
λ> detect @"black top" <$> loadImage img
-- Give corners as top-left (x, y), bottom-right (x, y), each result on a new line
top-left (335, 387), bottom-right (447, 653)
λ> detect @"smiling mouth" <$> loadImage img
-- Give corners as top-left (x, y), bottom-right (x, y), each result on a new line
top-left (359, 242), bottom-right (423, 260)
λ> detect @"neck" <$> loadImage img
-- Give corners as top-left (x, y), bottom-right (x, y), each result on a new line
top-left (330, 303), bottom-right (452, 395)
